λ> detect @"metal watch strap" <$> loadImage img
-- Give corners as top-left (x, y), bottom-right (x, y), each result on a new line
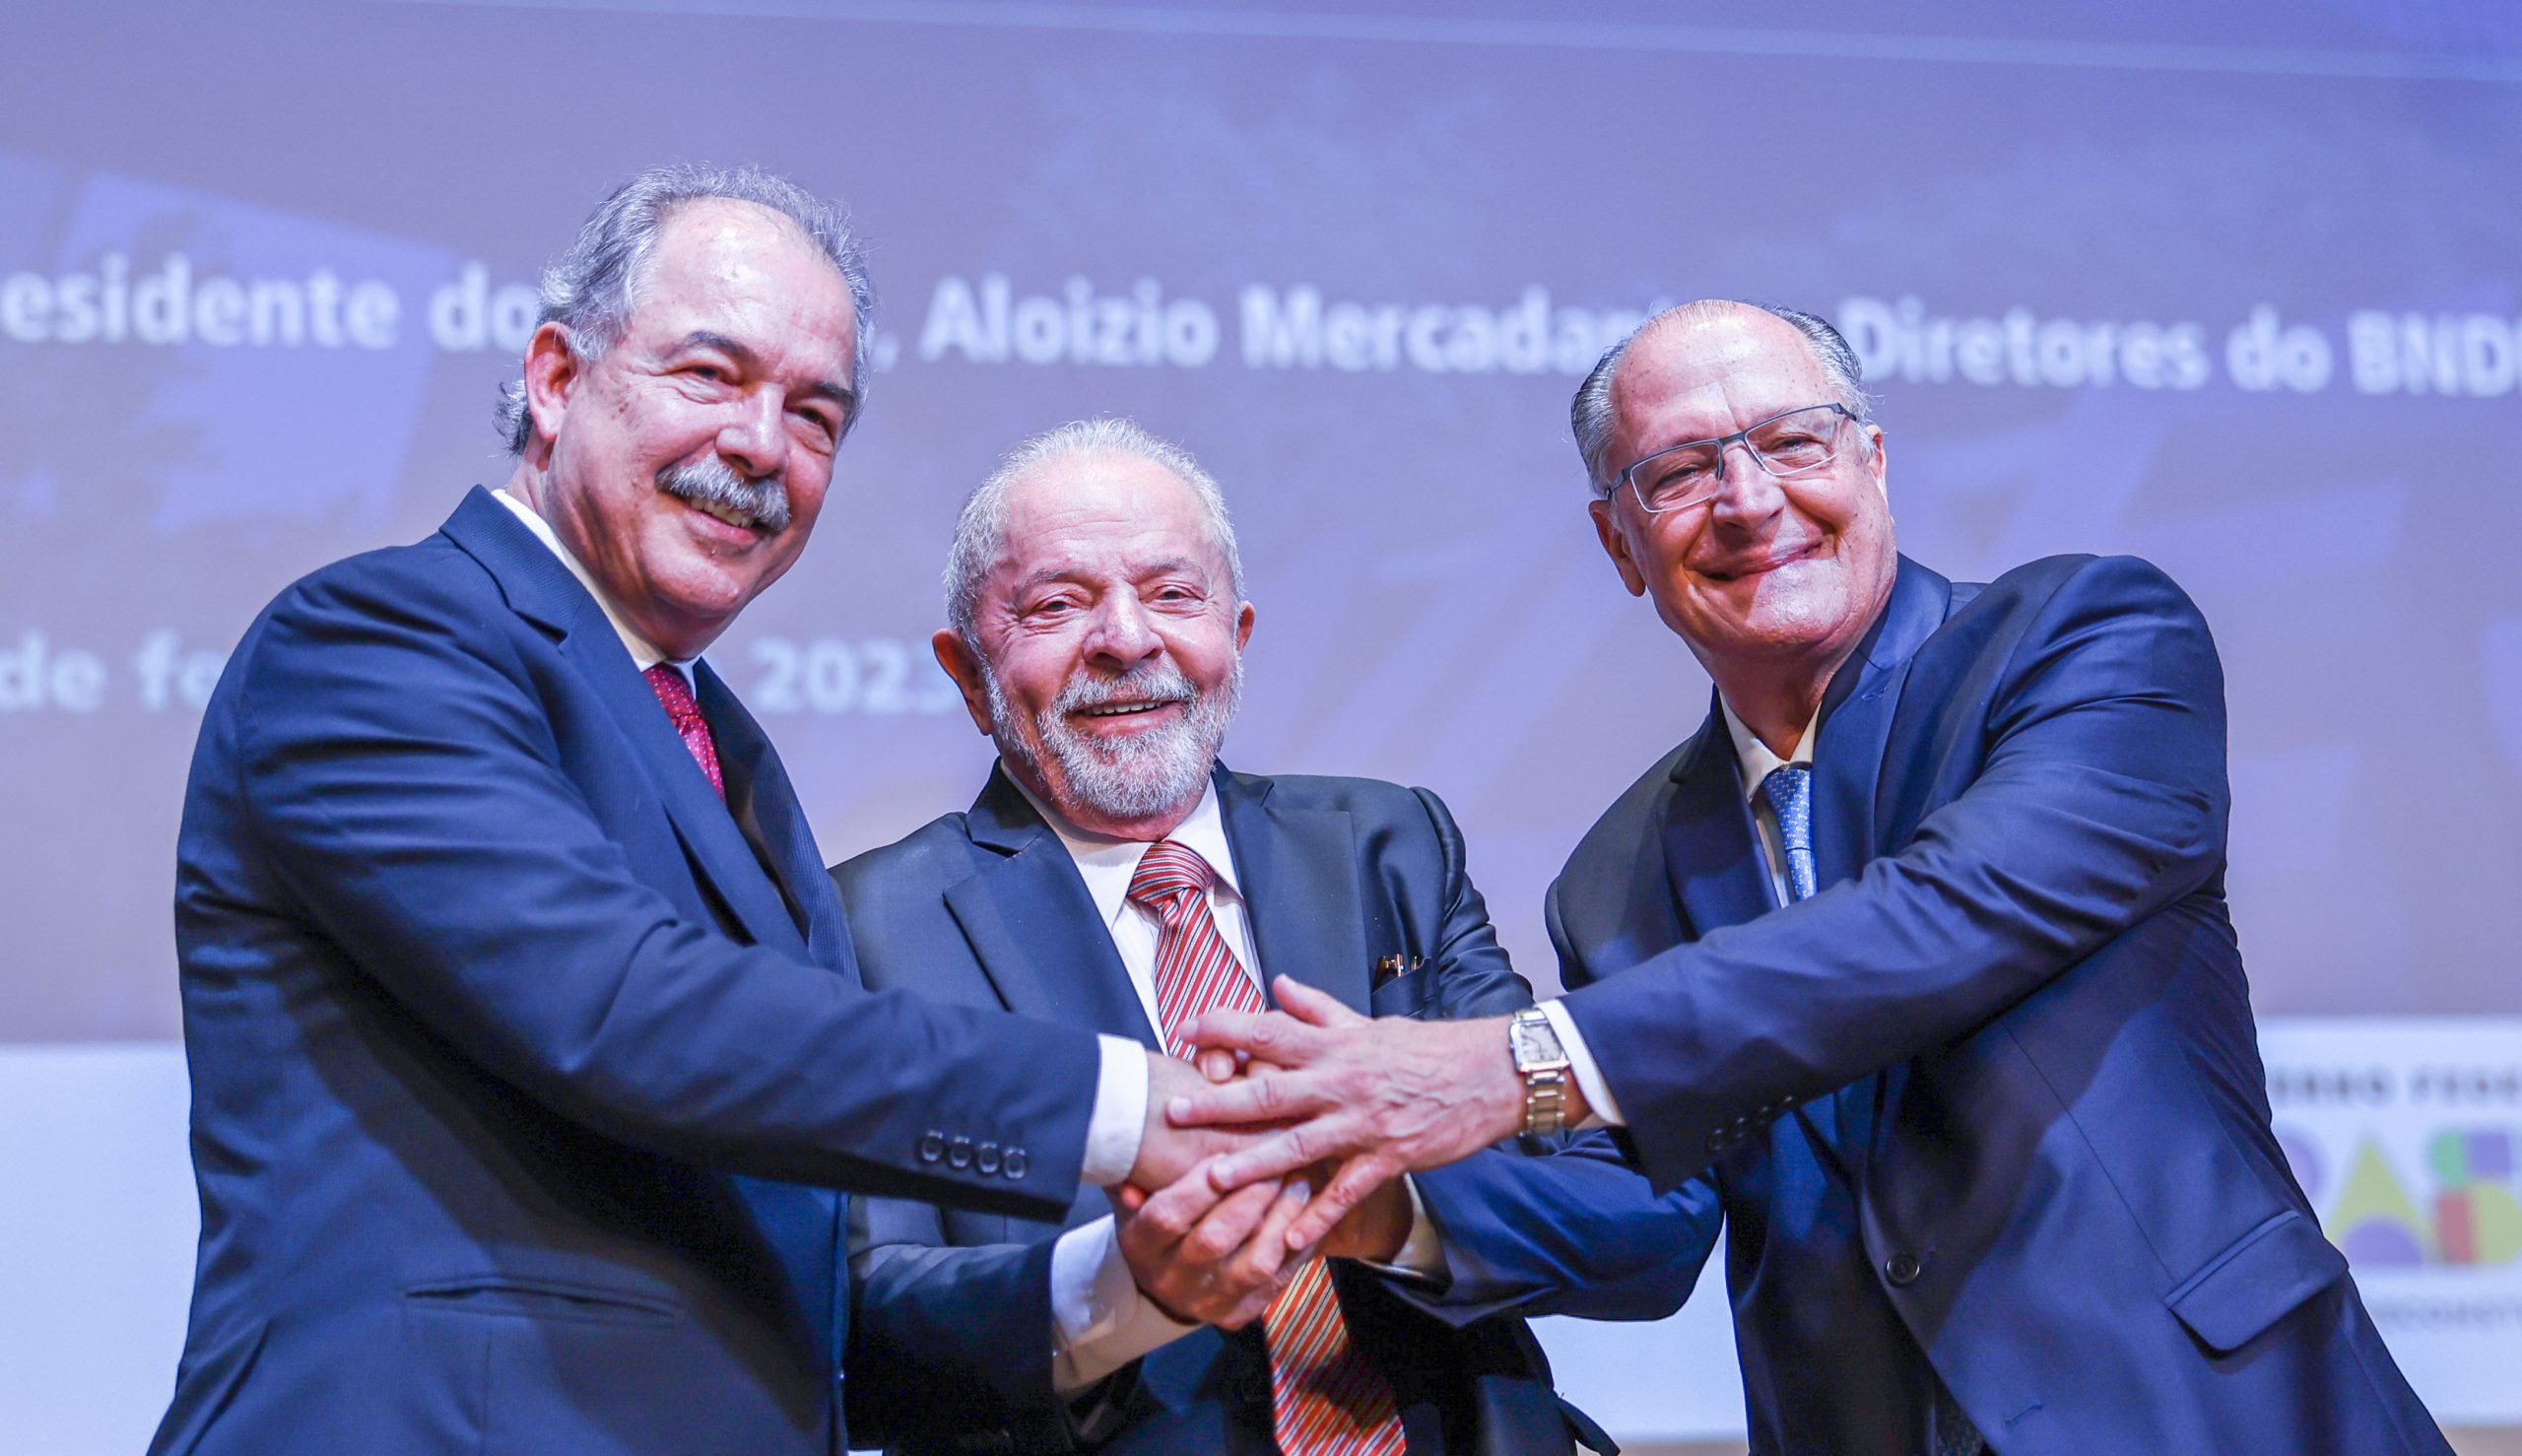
top-left (1510, 1008), bottom-right (1570, 1138)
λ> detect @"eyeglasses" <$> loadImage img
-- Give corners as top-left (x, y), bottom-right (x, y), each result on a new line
top-left (1611, 403), bottom-right (1862, 515)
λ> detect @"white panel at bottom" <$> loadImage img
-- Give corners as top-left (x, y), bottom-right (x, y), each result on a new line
top-left (0, 1043), bottom-right (196, 1456)
top-left (7, 1021), bottom-right (2516, 1453)
top-left (1536, 1245), bottom-right (1745, 1442)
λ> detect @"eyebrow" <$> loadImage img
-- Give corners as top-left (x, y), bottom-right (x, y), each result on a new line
top-left (1007, 558), bottom-right (1215, 598)
top-left (674, 330), bottom-right (857, 417)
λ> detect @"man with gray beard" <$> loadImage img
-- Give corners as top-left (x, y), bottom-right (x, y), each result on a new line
top-left (830, 419), bottom-right (1710, 1456)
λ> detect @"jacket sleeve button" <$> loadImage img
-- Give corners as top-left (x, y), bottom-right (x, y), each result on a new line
top-left (917, 1131), bottom-right (946, 1163)
top-left (948, 1135), bottom-right (974, 1169)
top-left (1003, 1148), bottom-right (1029, 1179)
top-left (975, 1141), bottom-right (1002, 1174)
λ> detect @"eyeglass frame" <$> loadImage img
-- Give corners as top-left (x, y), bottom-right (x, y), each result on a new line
top-left (1607, 402), bottom-right (1869, 516)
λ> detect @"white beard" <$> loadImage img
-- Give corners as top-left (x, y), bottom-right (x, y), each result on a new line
top-left (985, 658), bottom-right (1241, 824)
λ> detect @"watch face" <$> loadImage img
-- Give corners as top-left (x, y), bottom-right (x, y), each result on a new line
top-left (1511, 1016), bottom-right (1564, 1066)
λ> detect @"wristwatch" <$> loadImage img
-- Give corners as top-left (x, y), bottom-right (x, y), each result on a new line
top-left (1507, 1007), bottom-right (1572, 1137)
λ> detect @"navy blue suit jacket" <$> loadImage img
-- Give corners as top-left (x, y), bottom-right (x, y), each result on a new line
top-left (832, 766), bottom-right (1711, 1455)
top-left (1550, 554), bottom-right (2445, 1455)
top-left (153, 489), bottom-right (1105, 1456)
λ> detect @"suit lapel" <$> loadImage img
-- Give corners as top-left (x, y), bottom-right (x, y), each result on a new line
top-left (697, 662), bottom-right (847, 974)
top-left (1660, 709), bottom-right (1774, 938)
top-left (579, 646), bottom-right (809, 960)
top-left (1809, 556), bottom-right (1951, 892)
top-left (1217, 766), bottom-right (1372, 1019)
top-left (1809, 556), bottom-right (1952, 1162)
top-left (438, 488), bottom-right (808, 961)
top-left (947, 770), bottom-right (1158, 1047)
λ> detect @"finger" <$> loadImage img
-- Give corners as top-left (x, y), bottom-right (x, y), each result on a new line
top-left (1203, 1113), bottom-right (1363, 1192)
top-left (1166, 1066), bottom-right (1341, 1131)
top-left (1196, 1047), bottom-right (1237, 1084)
top-left (1175, 1009), bottom-right (1327, 1066)
top-left (1251, 1176), bottom-right (1311, 1266)
top-left (1216, 1180), bottom-right (1309, 1305)
top-left (1112, 1183), bottom-right (1148, 1213)
top-left (1287, 1152), bottom-right (1401, 1251)
top-left (1137, 1159), bottom-right (1232, 1241)
top-left (1183, 1178), bottom-right (1288, 1266)
top-left (1270, 974), bottom-right (1369, 1029)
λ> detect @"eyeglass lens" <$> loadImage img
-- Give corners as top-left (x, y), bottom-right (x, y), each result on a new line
top-left (1626, 405), bottom-right (1848, 513)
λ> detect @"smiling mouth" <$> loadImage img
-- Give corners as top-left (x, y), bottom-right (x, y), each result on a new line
top-left (1701, 539), bottom-right (1823, 582)
top-left (1076, 698), bottom-right (1186, 721)
top-left (684, 496), bottom-right (770, 534)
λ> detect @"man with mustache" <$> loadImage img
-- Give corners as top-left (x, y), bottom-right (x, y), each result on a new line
top-left (831, 419), bottom-right (1708, 1455)
top-left (155, 167), bottom-right (1243, 1456)
top-left (1170, 302), bottom-right (2447, 1453)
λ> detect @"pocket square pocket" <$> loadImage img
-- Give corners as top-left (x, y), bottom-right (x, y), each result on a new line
top-left (1368, 955), bottom-right (1433, 1018)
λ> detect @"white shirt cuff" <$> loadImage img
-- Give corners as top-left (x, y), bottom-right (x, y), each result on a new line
top-left (1079, 1035), bottom-right (1149, 1188)
top-left (1048, 1215), bottom-right (1201, 1393)
top-left (1538, 999), bottom-right (1625, 1129)
top-left (1361, 1175), bottom-right (1449, 1283)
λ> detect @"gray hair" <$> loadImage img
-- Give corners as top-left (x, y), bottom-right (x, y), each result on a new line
top-left (945, 418), bottom-right (1245, 641)
top-left (496, 163), bottom-right (875, 454)
top-left (1570, 300), bottom-right (1873, 496)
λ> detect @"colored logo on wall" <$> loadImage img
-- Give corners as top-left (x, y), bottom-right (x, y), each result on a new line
top-left (2285, 1126), bottom-right (2522, 1267)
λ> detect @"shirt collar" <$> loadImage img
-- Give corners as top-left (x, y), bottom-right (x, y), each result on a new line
top-left (1719, 695), bottom-right (1819, 805)
top-left (1007, 771), bottom-right (1242, 933)
top-left (493, 487), bottom-right (694, 683)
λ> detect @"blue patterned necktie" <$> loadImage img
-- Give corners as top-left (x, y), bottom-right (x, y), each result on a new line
top-left (1757, 764), bottom-right (1820, 903)
top-left (1757, 762), bottom-right (1988, 1455)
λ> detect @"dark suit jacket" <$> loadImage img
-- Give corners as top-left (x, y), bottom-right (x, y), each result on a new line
top-left (833, 766), bottom-right (1710, 1455)
top-left (1550, 554), bottom-right (2447, 1455)
top-left (152, 489), bottom-right (1105, 1456)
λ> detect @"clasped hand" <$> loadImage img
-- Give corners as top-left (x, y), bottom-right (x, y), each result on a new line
top-left (1116, 1042), bottom-right (1413, 1329)
top-left (1121, 979), bottom-right (1578, 1321)
top-left (1158, 978), bottom-right (1569, 1254)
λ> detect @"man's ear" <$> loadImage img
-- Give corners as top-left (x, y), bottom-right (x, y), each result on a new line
top-left (931, 629), bottom-right (996, 738)
top-left (1233, 601), bottom-right (1255, 654)
top-left (1589, 497), bottom-right (1650, 598)
top-left (522, 322), bottom-right (582, 447)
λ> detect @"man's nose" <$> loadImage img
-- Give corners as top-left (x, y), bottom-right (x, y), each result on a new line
top-left (1707, 439), bottom-right (1787, 522)
top-left (1084, 591), bottom-right (1163, 666)
top-left (715, 387), bottom-right (789, 481)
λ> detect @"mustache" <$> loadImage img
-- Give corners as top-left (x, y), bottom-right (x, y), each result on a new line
top-left (657, 456), bottom-right (791, 534)
top-left (1053, 664), bottom-right (1199, 715)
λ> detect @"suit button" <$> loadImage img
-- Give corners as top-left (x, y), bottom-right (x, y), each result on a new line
top-left (1885, 1252), bottom-right (1922, 1287)
top-left (1003, 1147), bottom-right (1029, 1179)
top-left (1705, 1129), bottom-right (1732, 1153)
top-left (948, 1136), bottom-right (974, 1169)
top-left (976, 1141), bottom-right (1002, 1174)
top-left (917, 1131), bottom-right (946, 1163)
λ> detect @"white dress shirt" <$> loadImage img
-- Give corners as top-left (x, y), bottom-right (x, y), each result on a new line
top-left (486, 487), bottom-right (1152, 1182)
top-left (1536, 699), bottom-right (1817, 1131)
top-left (1006, 776), bottom-right (1445, 1393)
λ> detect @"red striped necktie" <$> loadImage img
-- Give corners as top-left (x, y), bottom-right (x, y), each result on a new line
top-left (1126, 839), bottom-right (1410, 1456)
top-left (643, 663), bottom-right (724, 802)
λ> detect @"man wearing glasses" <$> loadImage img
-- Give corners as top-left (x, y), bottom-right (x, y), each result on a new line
top-left (1165, 300), bottom-right (2446, 1453)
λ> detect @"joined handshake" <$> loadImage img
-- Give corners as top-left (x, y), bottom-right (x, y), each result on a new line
top-left (1119, 979), bottom-right (1593, 1329)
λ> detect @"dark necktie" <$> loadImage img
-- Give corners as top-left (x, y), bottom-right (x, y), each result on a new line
top-left (644, 663), bottom-right (724, 802)
top-left (1758, 764), bottom-right (1988, 1456)
top-left (1757, 763), bottom-right (1820, 903)
top-left (1127, 840), bottom-right (1409, 1456)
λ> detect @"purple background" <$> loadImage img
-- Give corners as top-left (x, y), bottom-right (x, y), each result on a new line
top-left (5, 0), bottom-right (2521, 1042)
